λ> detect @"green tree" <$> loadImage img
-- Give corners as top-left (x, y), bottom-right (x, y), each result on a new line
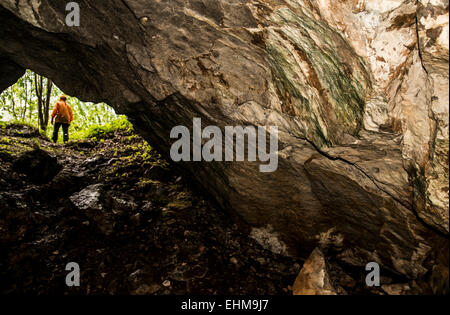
top-left (34, 73), bottom-right (53, 131)
top-left (0, 69), bottom-right (122, 141)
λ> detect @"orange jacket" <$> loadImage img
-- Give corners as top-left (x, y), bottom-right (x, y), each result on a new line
top-left (51, 101), bottom-right (73, 124)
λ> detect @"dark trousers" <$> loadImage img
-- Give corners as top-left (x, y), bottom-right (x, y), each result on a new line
top-left (52, 122), bottom-right (70, 143)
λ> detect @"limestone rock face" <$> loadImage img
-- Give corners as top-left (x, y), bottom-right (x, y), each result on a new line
top-left (0, 0), bottom-right (448, 282)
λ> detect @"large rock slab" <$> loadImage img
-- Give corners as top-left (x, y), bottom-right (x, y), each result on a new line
top-left (0, 0), bottom-right (447, 283)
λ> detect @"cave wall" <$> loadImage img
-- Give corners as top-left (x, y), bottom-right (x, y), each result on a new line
top-left (0, 0), bottom-right (448, 281)
top-left (0, 56), bottom-right (24, 92)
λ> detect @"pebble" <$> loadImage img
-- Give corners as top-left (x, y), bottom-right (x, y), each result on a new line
top-left (140, 17), bottom-right (149, 25)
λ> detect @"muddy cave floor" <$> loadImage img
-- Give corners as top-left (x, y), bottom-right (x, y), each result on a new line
top-left (0, 123), bottom-right (399, 295)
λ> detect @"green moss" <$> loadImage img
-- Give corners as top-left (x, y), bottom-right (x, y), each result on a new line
top-left (137, 178), bottom-right (161, 188)
top-left (167, 200), bottom-right (192, 210)
top-left (266, 7), bottom-right (371, 147)
top-left (85, 115), bottom-right (133, 139)
top-left (0, 137), bottom-right (12, 145)
top-left (0, 148), bottom-right (13, 156)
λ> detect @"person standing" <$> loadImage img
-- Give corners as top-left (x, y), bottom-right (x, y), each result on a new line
top-left (51, 95), bottom-right (74, 143)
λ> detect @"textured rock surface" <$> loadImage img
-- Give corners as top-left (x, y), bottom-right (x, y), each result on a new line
top-left (12, 148), bottom-right (62, 184)
top-left (293, 247), bottom-right (337, 295)
top-left (0, 0), bottom-right (448, 284)
top-left (0, 56), bottom-right (24, 92)
top-left (70, 184), bottom-right (115, 236)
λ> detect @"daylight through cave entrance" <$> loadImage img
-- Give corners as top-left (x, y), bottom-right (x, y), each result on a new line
top-left (1, 69), bottom-right (122, 142)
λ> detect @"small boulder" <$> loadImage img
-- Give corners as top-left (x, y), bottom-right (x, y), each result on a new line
top-left (7, 123), bottom-right (40, 138)
top-left (292, 248), bottom-right (337, 295)
top-left (69, 184), bottom-right (114, 235)
top-left (13, 148), bottom-right (62, 184)
top-left (103, 192), bottom-right (138, 215)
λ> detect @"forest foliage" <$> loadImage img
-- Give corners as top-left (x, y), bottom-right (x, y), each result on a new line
top-left (0, 70), bottom-right (129, 142)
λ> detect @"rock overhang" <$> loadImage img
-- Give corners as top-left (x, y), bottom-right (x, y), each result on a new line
top-left (0, 0), bottom-right (448, 284)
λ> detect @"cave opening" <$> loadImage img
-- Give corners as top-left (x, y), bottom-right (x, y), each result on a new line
top-left (0, 66), bottom-right (427, 296)
top-left (0, 0), bottom-right (448, 297)
top-left (0, 69), bottom-right (121, 140)
top-left (0, 67), bottom-right (308, 295)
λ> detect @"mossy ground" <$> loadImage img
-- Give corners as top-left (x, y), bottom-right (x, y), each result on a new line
top-left (0, 122), bottom-right (303, 295)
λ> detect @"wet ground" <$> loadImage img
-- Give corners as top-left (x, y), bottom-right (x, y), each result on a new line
top-left (0, 123), bottom-right (303, 295)
top-left (0, 123), bottom-right (405, 295)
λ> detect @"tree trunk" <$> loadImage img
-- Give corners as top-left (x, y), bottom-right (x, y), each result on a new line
top-left (34, 73), bottom-right (49, 131)
top-left (43, 79), bottom-right (53, 129)
top-left (10, 86), bottom-right (17, 119)
top-left (21, 77), bottom-right (28, 120)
